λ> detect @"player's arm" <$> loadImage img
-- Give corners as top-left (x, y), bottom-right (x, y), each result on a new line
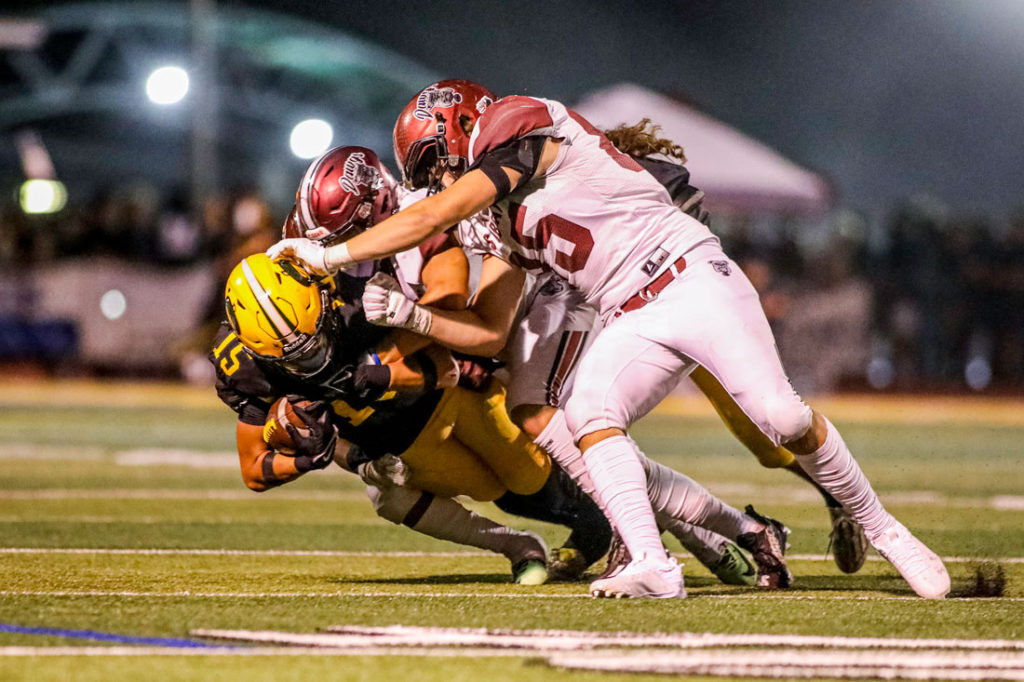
top-left (268, 170), bottom-right (504, 273)
top-left (419, 242), bottom-right (471, 310)
top-left (363, 255), bottom-right (525, 357)
top-left (235, 419), bottom-right (307, 492)
top-left (351, 238), bottom-right (470, 389)
top-left (369, 240), bottom-right (472, 361)
top-left (267, 138), bottom-right (559, 273)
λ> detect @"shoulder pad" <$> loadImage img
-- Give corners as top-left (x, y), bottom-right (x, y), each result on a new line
top-left (210, 325), bottom-right (274, 402)
top-left (469, 96), bottom-right (554, 163)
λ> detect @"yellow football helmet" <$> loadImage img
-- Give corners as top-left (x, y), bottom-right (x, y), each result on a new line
top-left (224, 253), bottom-right (333, 376)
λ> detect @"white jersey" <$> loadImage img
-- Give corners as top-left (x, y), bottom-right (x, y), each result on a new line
top-left (466, 96), bottom-right (717, 320)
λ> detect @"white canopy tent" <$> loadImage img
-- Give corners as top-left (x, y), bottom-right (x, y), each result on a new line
top-left (574, 83), bottom-right (832, 214)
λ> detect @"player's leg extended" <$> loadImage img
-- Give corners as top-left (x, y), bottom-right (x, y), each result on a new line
top-left (663, 244), bottom-right (948, 598)
top-left (507, 278), bottom-right (760, 587)
top-left (564, 324), bottom-right (692, 598)
top-left (439, 383), bottom-right (609, 577)
top-left (366, 484), bottom-right (547, 584)
top-left (657, 518), bottom-right (756, 586)
top-left (446, 382), bottom-right (552, 496)
top-left (521, 404), bottom-right (756, 585)
top-left (492, 461), bottom-right (612, 581)
top-left (397, 389), bottom-right (508, 502)
top-left (689, 364), bottom-right (869, 573)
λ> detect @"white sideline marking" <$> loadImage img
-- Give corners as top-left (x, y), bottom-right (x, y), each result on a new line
top-left (8, 626), bottom-right (1024, 678)
top-left (2, 590), bottom-right (1022, 602)
top-left (2, 547), bottom-right (1022, 565)
top-left (0, 549), bottom-right (488, 557)
top-left (0, 445), bottom-right (105, 461)
top-left (189, 627), bottom-right (1024, 679)
top-left (0, 590), bottom-right (582, 599)
top-left (113, 449), bottom-right (239, 468)
top-left (0, 517), bottom-right (385, 526)
top-left (318, 625), bottom-right (1024, 651)
top-left (0, 489), bottom-right (366, 501)
top-left (0, 646), bottom-right (511, 658)
top-left (551, 650), bottom-right (1024, 680)
top-left (993, 496), bottom-right (1024, 511)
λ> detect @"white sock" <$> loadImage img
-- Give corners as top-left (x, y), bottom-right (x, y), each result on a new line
top-left (583, 436), bottom-right (664, 561)
top-left (792, 418), bottom-right (892, 538)
top-left (367, 485), bottom-right (539, 561)
top-left (534, 410), bottom-right (603, 507)
top-left (640, 448), bottom-right (762, 539)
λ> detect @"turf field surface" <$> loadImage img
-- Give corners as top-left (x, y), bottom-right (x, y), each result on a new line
top-left (0, 380), bottom-right (1022, 681)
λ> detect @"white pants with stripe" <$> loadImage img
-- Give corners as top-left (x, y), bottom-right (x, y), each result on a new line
top-left (499, 273), bottom-right (597, 412)
top-left (565, 241), bottom-right (812, 446)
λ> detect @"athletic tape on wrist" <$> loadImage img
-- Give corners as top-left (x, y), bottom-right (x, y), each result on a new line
top-left (324, 242), bottom-right (355, 272)
top-left (409, 304), bottom-right (433, 335)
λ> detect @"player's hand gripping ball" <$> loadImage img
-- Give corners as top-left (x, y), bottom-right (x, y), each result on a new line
top-left (263, 396), bottom-right (338, 470)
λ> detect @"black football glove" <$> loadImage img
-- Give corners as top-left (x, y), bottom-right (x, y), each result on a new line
top-left (284, 397), bottom-right (338, 472)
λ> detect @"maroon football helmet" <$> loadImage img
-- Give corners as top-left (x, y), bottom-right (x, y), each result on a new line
top-left (294, 146), bottom-right (399, 243)
top-left (281, 204), bottom-right (301, 239)
top-left (393, 79), bottom-right (496, 190)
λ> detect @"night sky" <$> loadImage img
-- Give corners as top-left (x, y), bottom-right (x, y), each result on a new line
top-left (12, 0), bottom-right (1024, 222)
top-left (257, 0), bottom-right (1024, 223)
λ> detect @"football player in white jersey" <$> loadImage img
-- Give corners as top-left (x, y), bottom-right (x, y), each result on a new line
top-left (270, 83), bottom-right (948, 600)
top-left (389, 85), bottom-right (788, 586)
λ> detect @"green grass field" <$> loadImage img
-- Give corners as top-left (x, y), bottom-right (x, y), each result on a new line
top-left (1, 381), bottom-right (1022, 681)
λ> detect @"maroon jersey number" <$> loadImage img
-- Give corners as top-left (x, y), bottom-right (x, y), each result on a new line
top-left (509, 203), bottom-right (593, 274)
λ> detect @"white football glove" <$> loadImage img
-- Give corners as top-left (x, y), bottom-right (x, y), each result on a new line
top-left (266, 238), bottom-right (330, 275)
top-left (356, 454), bottom-right (409, 489)
top-left (362, 272), bottom-right (433, 335)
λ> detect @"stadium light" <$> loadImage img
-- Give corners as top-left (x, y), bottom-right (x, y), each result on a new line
top-left (146, 66), bottom-right (190, 105)
top-left (19, 179), bottom-right (67, 214)
top-left (99, 290), bottom-right (127, 320)
top-left (289, 119), bottom-right (333, 159)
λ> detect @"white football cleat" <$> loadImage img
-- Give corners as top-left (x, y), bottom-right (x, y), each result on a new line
top-left (589, 552), bottom-right (685, 599)
top-left (869, 521), bottom-right (950, 599)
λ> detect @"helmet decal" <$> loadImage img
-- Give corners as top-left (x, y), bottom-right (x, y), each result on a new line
top-left (414, 84), bottom-right (464, 120)
top-left (339, 151), bottom-right (381, 194)
top-left (476, 96), bottom-right (493, 114)
top-left (240, 258), bottom-right (297, 344)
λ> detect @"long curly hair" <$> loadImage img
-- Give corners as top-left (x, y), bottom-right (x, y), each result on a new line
top-left (603, 118), bottom-right (686, 163)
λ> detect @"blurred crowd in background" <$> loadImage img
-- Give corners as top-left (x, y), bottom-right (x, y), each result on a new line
top-left (1, 185), bottom-right (1023, 396)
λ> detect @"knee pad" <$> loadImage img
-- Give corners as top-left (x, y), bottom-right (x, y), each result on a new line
top-left (365, 484), bottom-right (419, 525)
top-left (765, 393), bottom-right (813, 444)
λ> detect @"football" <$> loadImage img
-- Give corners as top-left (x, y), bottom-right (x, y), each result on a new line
top-left (263, 396), bottom-right (315, 455)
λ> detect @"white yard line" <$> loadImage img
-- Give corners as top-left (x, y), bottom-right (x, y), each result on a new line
top-left (0, 646), bottom-right (520, 657)
top-left (550, 649), bottom-right (1024, 680)
top-left (0, 548), bottom-right (488, 557)
top-left (0, 489), bottom-right (366, 501)
top-left (0, 590), bottom-right (583, 599)
top-left (320, 625), bottom-right (1024, 651)
top-left (1, 589), bottom-right (1021, 602)
top-left (2, 547), bottom-right (1021, 564)
top-left (188, 627), bottom-right (1024, 679)
top-left (4, 644), bottom-right (1024, 679)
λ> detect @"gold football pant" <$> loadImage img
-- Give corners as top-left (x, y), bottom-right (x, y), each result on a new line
top-left (400, 383), bottom-right (552, 502)
top-left (689, 365), bottom-right (796, 468)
